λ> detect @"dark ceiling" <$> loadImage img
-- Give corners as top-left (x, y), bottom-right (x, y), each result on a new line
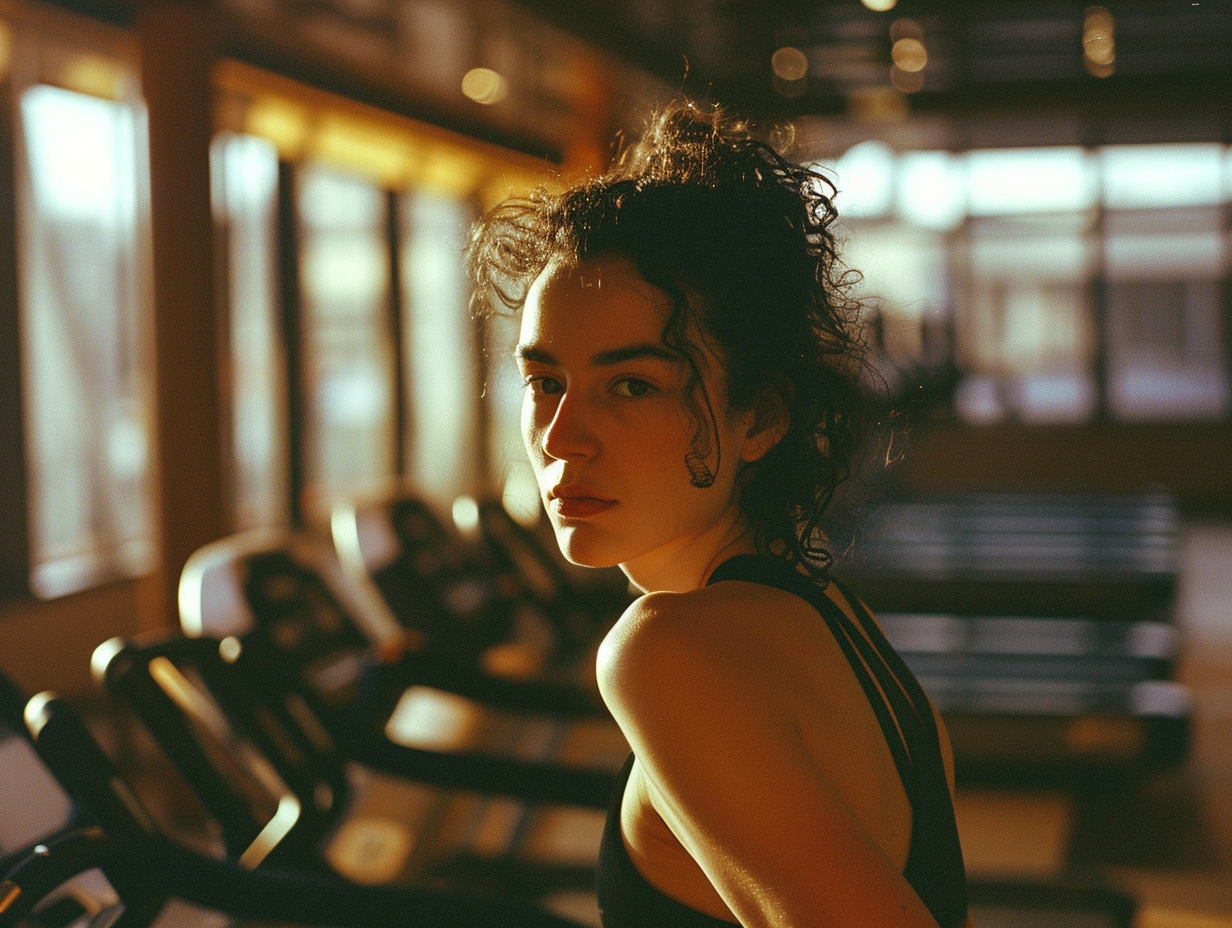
top-left (512, 0), bottom-right (1232, 123)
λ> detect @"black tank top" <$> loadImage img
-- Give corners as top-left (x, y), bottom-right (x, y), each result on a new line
top-left (595, 555), bottom-right (968, 928)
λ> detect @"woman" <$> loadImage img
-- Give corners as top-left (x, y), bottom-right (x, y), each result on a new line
top-left (469, 102), bottom-right (970, 928)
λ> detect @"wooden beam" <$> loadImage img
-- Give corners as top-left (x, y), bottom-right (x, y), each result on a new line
top-left (137, 0), bottom-right (226, 628)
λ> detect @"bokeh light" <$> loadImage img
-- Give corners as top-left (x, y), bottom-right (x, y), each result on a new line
top-left (461, 67), bottom-right (509, 105)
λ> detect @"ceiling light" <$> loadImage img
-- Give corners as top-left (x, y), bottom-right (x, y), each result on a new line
top-left (891, 37), bottom-right (927, 72)
top-left (860, 0), bottom-right (898, 11)
top-left (771, 46), bottom-right (809, 82)
top-left (461, 68), bottom-right (509, 105)
top-left (1083, 6), bottom-right (1115, 77)
top-left (889, 17), bottom-right (923, 42)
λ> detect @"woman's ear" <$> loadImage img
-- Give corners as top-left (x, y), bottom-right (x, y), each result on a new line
top-left (741, 383), bottom-right (790, 463)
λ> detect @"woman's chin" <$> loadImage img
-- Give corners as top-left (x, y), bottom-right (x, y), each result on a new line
top-left (552, 526), bottom-right (624, 570)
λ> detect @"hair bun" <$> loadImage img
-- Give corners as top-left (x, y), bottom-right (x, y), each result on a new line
top-left (616, 101), bottom-right (763, 187)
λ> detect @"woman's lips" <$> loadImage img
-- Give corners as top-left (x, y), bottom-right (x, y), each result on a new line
top-left (550, 490), bottom-right (615, 518)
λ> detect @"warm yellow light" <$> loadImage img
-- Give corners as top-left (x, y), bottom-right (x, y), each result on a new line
top-left (60, 53), bottom-right (124, 100)
top-left (848, 86), bottom-right (909, 122)
top-left (215, 59), bottom-right (555, 198)
top-left (891, 37), bottom-right (928, 72)
top-left (461, 68), bottom-right (509, 105)
top-left (313, 115), bottom-right (411, 187)
top-left (1083, 6), bottom-right (1115, 77)
top-left (0, 23), bottom-right (11, 80)
top-left (860, 0), bottom-right (898, 10)
top-left (420, 146), bottom-right (483, 197)
top-left (245, 96), bottom-right (310, 159)
top-left (480, 168), bottom-right (556, 209)
top-left (771, 46), bottom-right (809, 82)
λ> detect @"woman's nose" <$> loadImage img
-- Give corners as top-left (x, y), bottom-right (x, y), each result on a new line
top-left (540, 391), bottom-right (599, 461)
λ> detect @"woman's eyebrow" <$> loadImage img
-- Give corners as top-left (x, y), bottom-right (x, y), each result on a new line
top-left (591, 343), bottom-right (679, 366)
top-left (514, 343), bottom-right (556, 365)
top-left (515, 342), bottom-right (679, 367)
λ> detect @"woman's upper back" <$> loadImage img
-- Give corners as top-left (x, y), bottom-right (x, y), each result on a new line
top-left (596, 555), bottom-right (967, 928)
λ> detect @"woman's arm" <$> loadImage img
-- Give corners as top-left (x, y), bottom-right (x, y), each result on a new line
top-left (598, 589), bottom-right (946, 928)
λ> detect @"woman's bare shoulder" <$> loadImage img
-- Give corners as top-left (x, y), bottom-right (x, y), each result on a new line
top-left (596, 580), bottom-right (833, 722)
top-left (602, 580), bottom-right (803, 655)
top-left (594, 582), bottom-right (944, 928)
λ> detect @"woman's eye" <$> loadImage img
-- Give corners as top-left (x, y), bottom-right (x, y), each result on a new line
top-left (526, 375), bottom-right (563, 396)
top-left (613, 378), bottom-right (655, 398)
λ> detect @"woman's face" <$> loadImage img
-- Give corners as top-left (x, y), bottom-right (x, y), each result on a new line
top-left (516, 256), bottom-right (761, 590)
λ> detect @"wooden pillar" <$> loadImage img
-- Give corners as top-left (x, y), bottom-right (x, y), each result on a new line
top-left (137, 0), bottom-right (225, 628)
top-left (561, 54), bottom-right (616, 178)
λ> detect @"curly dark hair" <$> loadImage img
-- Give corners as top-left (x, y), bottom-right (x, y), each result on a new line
top-left (469, 101), bottom-right (870, 576)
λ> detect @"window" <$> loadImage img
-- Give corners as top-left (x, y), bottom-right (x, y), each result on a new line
top-left (965, 147), bottom-right (1096, 216)
top-left (212, 132), bottom-right (289, 530)
top-left (17, 81), bottom-right (154, 598)
top-left (1105, 279), bottom-right (1227, 422)
top-left (961, 214), bottom-right (1098, 424)
top-left (212, 63), bottom-right (552, 523)
top-left (484, 299), bottom-right (539, 523)
top-left (842, 223), bottom-right (951, 396)
top-left (896, 151), bottom-right (965, 231)
top-left (298, 164), bottom-right (396, 515)
top-left (400, 187), bottom-right (481, 508)
top-left (1101, 144), bottom-right (1225, 210)
top-left (820, 140), bottom-right (1231, 426)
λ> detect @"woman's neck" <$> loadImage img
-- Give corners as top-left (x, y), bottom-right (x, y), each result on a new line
top-left (619, 514), bottom-right (759, 594)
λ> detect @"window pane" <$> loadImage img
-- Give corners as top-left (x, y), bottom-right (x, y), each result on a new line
top-left (970, 215), bottom-right (1094, 282)
top-left (827, 140), bottom-right (895, 219)
top-left (1106, 281), bottom-right (1229, 422)
top-left (299, 164), bottom-right (395, 515)
top-left (842, 224), bottom-right (950, 371)
top-left (1105, 207), bottom-right (1224, 280)
top-left (212, 132), bottom-right (289, 531)
top-left (1101, 200), bottom-right (1227, 423)
top-left (484, 304), bottom-right (539, 522)
top-left (896, 151), bottom-right (965, 230)
top-left (956, 216), bottom-right (1098, 424)
top-left (1101, 144), bottom-right (1226, 210)
top-left (966, 147), bottom-right (1096, 216)
top-left (400, 188), bottom-right (479, 508)
top-left (958, 281), bottom-right (1098, 424)
top-left (814, 139), bottom-right (1231, 426)
top-left (18, 84), bottom-right (154, 598)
